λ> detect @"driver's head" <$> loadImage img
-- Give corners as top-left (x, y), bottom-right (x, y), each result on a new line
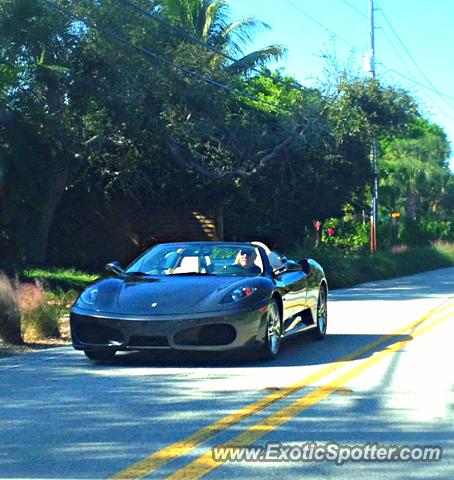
top-left (238, 248), bottom-right (257, 269)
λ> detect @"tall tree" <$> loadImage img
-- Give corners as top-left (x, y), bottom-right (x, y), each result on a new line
top-left (0, 0), bottom-right (167, 265)
top-left (0, 0), bottom-right (82, 265)
top-left (161, 0), bottom-right (286, 72)
top-left (380, 117), bottom-right (452, 220)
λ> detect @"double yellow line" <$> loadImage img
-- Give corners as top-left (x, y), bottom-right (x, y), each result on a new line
top-left (112, 299), bottom-right (453, 480)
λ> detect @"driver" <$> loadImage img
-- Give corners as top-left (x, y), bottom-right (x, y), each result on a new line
top-left (236, 248), bottom-right (262, 274)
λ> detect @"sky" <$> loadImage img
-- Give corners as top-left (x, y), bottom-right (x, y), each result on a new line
top-left (228, 0), bottom-right (454, 171)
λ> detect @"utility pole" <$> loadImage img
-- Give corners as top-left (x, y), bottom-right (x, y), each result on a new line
top-left (369, 0), bottom-right (379, 253)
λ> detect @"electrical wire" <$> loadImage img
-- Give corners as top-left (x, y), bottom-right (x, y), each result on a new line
top-left (383, 67), bottom-right (454, 103)
top-left (118, 0), bottom-right (306, 94)
top-left (42, 0), bottom-right (292, 113)
top-left (284, 0), bottom-right (356, 49)
top-left (379, 27), bottom-right (416, 80)
top-left (374, 2), bottom-right (454, 123)
top-left (376, 1), bottom-right (454, 104)
top-left (340, 0), bottom-right (368, 19)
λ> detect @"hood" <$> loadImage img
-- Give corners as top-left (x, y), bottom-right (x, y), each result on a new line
top-left (76, 275), bottom-right (259, 315)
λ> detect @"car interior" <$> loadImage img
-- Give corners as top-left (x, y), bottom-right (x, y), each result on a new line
top-left (168, 248), bottom-right (264, 275)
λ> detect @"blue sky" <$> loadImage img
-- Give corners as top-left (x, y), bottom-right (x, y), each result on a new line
top-left (228, 0), bottom-right (454, 170)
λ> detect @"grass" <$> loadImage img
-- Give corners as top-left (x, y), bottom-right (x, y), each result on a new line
top-left (20, 268), bottom-right (100, 291)
top-left (13, 269), bottom-right (96, 343)
top-left (288, 242), bottom-right (454, 289)
top-left (0, 274), bottom-right (81, 345)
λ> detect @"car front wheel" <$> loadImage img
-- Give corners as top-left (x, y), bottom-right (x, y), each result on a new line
top-left (260, 299), bottom-right (282, 360)
top-left (314, 285), bottom-right (328, 340)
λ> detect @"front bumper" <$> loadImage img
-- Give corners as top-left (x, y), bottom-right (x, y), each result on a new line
top-left (70, 306), bottom-right (267, 352)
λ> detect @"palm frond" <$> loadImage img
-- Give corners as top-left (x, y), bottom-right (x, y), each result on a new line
top-left (201, 0), bottom-right (229, 40)
top-left (162, 0), bottom-right (284, 71)
top-left (227, 44), bottom-right (287, 73)
top-left (218, 18), bottom-right (270, 57)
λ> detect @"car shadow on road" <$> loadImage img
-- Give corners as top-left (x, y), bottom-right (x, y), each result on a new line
top-left (90, 331), bottom-right (413, 369)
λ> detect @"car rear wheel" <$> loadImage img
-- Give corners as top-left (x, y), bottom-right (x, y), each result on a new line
top-left (260, 299), bottom-right (282, 360)
top-left (84, 350), bottom-right (116, 361)
top-left (314, 285), bottom-right (327, 340)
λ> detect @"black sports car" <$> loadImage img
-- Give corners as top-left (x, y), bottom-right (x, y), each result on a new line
top-left (70, 241), bottom-right (328, 361)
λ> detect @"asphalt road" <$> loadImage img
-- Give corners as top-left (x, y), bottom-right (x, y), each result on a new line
top-left (1, 267), bottom-right (453, 480)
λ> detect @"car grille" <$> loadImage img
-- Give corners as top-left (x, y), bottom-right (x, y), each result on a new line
top-left (128, 335), bottom-right (170, 348)
top-left (76, 321), bottom-right (125, 345)
top-left (174, 324), bottom-right (236, 346)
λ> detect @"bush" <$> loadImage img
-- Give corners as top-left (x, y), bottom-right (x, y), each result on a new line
top-left (288, 243), bottom-right (454, 290)
top-left (21, 304), bottom-right (60, 339)
top-left (321, 218), bottom-right (370, 250)
top-left (16, 282), bottom-right (61, 340)
top-left (420, 219), bottom-right (454, 242)
top-left (0, 273), bottom-right (22, 344)
top-left (398, 220), bottom-right (432, 247)
top-left (318, 215), bottom-right (454, 251)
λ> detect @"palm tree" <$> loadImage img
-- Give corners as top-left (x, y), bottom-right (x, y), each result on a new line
top-left (162, 0), bottom-right (286, 72)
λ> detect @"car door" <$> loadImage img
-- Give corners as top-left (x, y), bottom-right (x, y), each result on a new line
top-left (304, 259), bottom-right (322, 315)
top-left (273, 259), bottom-right (309, 335)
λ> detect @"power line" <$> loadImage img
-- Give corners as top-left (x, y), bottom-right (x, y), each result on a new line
top-left (374, 2), bottom-right (454, 122)
top-left (379, 27), bottom-right (416, 80)
top-left (384, 68), bottom-right (454, 103)
top-left (284, 0), bottom-right (356, 49)
top-left (383, 70), bottom-right (454, 123)
top-left (340, 0), bottom-right (368, 19)
top-left (42, 0), bottom-right (292, 113)
top-left (118, 0), bottom-right (306, 94)
top-left (376, 1), bottom-right (454, 104)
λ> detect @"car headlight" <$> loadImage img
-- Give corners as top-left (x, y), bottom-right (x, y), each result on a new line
top-left (221, 286), bottom-right (257, 304)
top-left (80, 287), bottom-right (99, 305)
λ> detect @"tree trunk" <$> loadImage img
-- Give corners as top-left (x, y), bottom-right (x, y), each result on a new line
top-left (20, 153), bottom-right (70, 265)
top-left (0, 105), bottom-right (74, 267)
top-left (0, 142), bottom-right (71, 267)
top-left (15, 194), bottom-right (63, 266)
top-left (405, 191), bottom-right (418, 221)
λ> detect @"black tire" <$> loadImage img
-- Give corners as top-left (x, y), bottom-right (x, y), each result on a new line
top-left (259, 299), bottom-right (282, 360)
top-left (314, 285), bottom-right (328, 340)
top-left (83, 350), bottom-right (116, 361)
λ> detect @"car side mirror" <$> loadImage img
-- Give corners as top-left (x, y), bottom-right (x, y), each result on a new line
top-left (273, 261), bottom-right (302, 276)
top-left (105, 261), bottom-right (125, 276)
top-left (285, 261), bottom-right (304, 273)
top-left (298, 259), bottom-right (311, 275)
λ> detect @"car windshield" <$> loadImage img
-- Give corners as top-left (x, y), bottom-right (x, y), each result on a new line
top-left (126, 244), bottom-right (264, 276)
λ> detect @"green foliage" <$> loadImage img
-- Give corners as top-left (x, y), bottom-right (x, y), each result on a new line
top-left (379, 116), bottom-right (452, 223)
top-left (397, 219), bottom-right (432, 247)
top-left (328, 77), bottom-right (417, 142)
top-left (2, 276), bottom-right (78, 341)
top-left (21, 268), bottom-right (99, 291)
top-left (0, 0), bottom-right (452, 270)
top-left (420, 219), bottom-right (454, 242)
top-left (162, 0), bottom-right (287, 72)
top-left (21, 302), bottom-right (60, 340)
top-left (320, 217), bottom-right (370, 250)
top-left (289, 243), bottom-right (454, 290)
top-left (20, 287), bottom-right (77, 340)
top-left (396, 218), bottom-right (454, 246)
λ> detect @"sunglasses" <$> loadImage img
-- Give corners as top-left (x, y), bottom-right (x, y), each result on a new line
top-left (239, 250), bottom-right (253, 256)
